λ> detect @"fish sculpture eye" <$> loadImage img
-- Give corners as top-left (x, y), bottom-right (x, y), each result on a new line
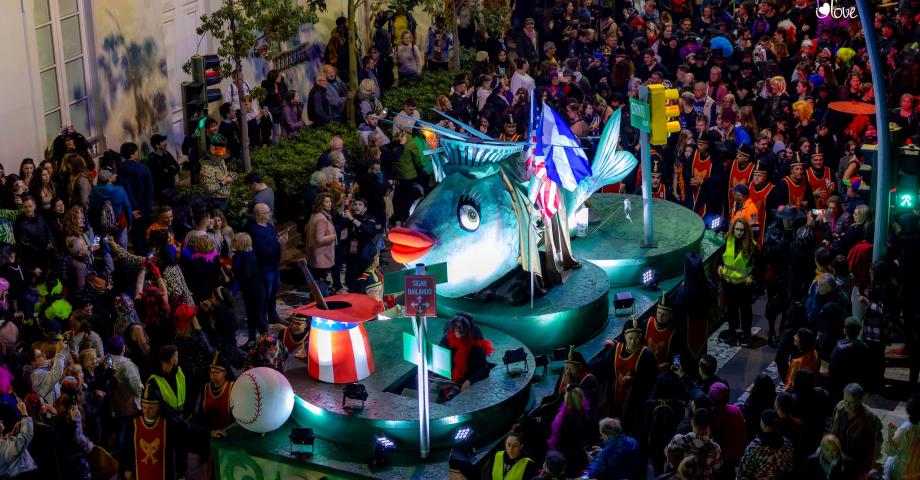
top-left (457, 196), bottom-right (481, 232)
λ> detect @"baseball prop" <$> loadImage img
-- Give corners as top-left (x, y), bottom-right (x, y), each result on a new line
top-left (290, 293), bottom-right (384, 384)
top-left (230, 367), bottom-right (295, 433)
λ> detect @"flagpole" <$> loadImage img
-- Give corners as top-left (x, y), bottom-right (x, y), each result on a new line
top-left (529, 89), bottom-right (536, 309)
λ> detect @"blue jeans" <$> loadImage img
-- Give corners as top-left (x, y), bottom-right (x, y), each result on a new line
top-left (260, 267), bottom-right (280, 322)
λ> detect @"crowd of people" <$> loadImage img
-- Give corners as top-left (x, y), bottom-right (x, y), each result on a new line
top-left (2, 0), bottom-right (920, 479)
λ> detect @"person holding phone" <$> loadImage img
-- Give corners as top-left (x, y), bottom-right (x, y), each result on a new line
top-left (200, 134), bottom-right (235, 214)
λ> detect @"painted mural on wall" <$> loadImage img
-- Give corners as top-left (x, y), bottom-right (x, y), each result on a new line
top-left (93, 2), bottom-right (169, 143)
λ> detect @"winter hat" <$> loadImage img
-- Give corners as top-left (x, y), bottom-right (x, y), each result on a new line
top-left (708, 382), bottom-right (730, 405)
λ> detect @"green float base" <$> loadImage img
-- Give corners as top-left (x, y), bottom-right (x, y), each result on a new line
top-left (571, 194), bottom-right (705, 287)
top-left (284, 317), bottom-right (533, 453)
top-left (437, 261), bottom-right (610, 353)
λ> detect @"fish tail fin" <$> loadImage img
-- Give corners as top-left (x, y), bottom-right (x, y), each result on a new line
top-left (567, 108), bottom-right (638, 213)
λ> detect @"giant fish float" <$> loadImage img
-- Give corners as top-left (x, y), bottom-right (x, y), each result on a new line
top-left (388, 108), bottom-right (638, 298)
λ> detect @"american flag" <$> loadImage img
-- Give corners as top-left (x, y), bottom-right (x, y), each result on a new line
top-left (308, 317), bottom-right (374, 384)
top-left (526, 136), bottom-right (560, 220)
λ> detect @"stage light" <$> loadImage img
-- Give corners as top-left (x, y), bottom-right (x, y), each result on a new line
top-left (502, 347), bottom-right (528, 374)
top-left (613, 291), bottom-right (636, 317)
top-left (342, 383), bottom-right (369, 411)
top-left (290, 427), bottom-right (315, 456)
top-left (371, 433), bottom-right (397, 465)
top-left (453, 426), bottom-right (474, 445)
top-left (534, 354), bottom-right (550, 377)
top-left (641, 269), bottom-right (660, 289)
top-left (708, 216), bottom-right (723, 231)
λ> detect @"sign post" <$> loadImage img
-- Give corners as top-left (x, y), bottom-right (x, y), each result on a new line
top-left (633, 88), bottom-right (656, 248)
top-left (404, 264), bottom-right (437, 459)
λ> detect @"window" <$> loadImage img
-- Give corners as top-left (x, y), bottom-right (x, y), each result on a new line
top-left (33, 0), bottom-right (92, 143)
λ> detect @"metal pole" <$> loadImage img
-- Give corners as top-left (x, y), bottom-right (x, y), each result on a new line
top-left (856, 0), bottom-right (891, 262)
top-left (529, 90), bottom-right (537, 309)
top-left (638, 86), bottom-right (656, 247)
top-left (414, 263), bottom-right (430, 459)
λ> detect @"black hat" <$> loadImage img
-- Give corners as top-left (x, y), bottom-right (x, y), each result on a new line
top-left (736, 143), bottom-right (754, 159)
top-left (564, 345), bottom-right (587, 366)
top-left (141, 385), bottom-right (161, 405)
top-left (733, 184), bottom-right (750, 196)
top-left (505, 115), bottom-right (517, 127)
top-left (657, 292), bottom-right (672, 311)
top-left (810, 144), bottom-right (824, 158)
top-left (789, 152), bottom-right (805, 167)
top-left (698, 131), bottom-right (719, 145)
top-left (622, 316), bottom-right (645, 336)
top-left (753, 161), bottom-right (768, 174)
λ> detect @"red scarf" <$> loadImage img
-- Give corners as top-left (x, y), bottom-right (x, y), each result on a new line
top-left (445, 331), bottom-right (495, 382)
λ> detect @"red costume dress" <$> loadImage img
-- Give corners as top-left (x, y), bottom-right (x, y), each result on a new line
top-left (806, 166), bottom-right (834, 209)
top-left (691, 151), bottom-right (714, 216)
top-left (749, 182), bottom-right (774, 244)
top-left (782, 176), bottom-right (807, 207)
top-left (645, 317), bottom-right (678, 368)
top-left (201, 381), bottom-right (234, 430)
top-left (282, 326), bottom-right (308, 357)
top-left (132, 416), bottom-right (168, 480)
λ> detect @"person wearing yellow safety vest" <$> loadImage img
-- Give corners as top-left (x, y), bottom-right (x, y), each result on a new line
top-left (718, 218), bottom-right (761, 348)
top-left (489, 429), bottom-right (538, 480)
top-left (144, 344), bottom-right (190, 478)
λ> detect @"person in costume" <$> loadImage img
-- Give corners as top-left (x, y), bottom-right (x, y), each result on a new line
top-left (194, 352), bottom-right (235, 432)
top-left (748, 162), bottom-right (775, 245)
top-left (590, 317), bottom-right (658, 435)
top-left (499, 116), bottom-right (521, 142)
top-left (633, 153), bottom-right (669, 201)
top-left (771, 156), bottom-right (815, 210)
top-left (730, 184), bottom-right (761, 245)
top-left (269, 314), bottom-right (308, 359)
top-left (726, 143), bottom-right (755, 212)
top-left (536, 346), bottom-right (599, 417)
top-left (121, 385), bottom-right (225, 480)
top-left (245, 333), bottom-right (288, 372)
top-left (718, 218), bottom-right (760, 347)
top-left (805, 144), bottom-right (836, 209)
top-left (645, 294), bottom-right (686, 371)
top-left (686, 131), bottom-right (724, 217)
top-left (438, 313), bottom-right (495, 392)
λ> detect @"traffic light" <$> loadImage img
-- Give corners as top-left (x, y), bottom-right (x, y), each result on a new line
top-left (893, 144), bottom-right (919, 212)
top-left (181, 54), bottom-right (223, 136)
top-left (648, 84), bottom-right (680, 146)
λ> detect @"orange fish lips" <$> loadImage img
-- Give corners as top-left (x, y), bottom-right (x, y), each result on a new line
top-left (388, 227), bottom-right (435, 264)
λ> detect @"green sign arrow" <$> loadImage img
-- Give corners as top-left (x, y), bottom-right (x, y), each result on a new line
top-left (383, 262), bottom-right (449, 295)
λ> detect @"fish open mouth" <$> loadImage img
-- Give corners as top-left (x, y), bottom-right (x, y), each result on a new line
top-left (387, 227), bottom-right (435, 264)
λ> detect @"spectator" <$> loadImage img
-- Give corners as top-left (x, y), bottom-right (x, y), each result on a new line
top-left (29, 340), bottom-right (68, 404)
top-left (249, 203), bottom-right (286, 324)
top-left (200, 135), bottom-right (235, 213)
top-left (323, 64), bottom-right (350, 123)
top-left (510, 58), bottom-right (536, 95)
top-left (231, 232), bottom-right (265, 346)
top-left (830, 383), bottom-right (883, 478)
top-left (358, 56), bottom-right (381, 98)
top-left (358, 111), bottom-right (390, 149)
top-left (802, 434), bottom-right (855, 480)
top-left (534, 450), bottom-right (567, 480)
top-left (396, 31), bottom-right (423, 80)
top-left (586, 417), bottom-right (640, 479)
top-left (147, 134), bottom-right (180, 204)
top-left (285, 90), bottom-right (308, 135)
top-left (736, 409), bottom-right (794, 480)
top-left (741, 374), bottom-right (778, 442)
top-left (883, 393), bottom-right (920, 480)
top-left (13, 196), bottom-right (53, 271)
top-left (260, 69), bottom-right (288, 145)
top-left (425, 16), bottom-right (452, 70)
top-left (708, 382), bottom-right (746, 478)
top-left (246, 172), bottom-right (275, 216)
top-left (785, 327), bottom-right (819, 390)
top-left (217, 103), bottom-right (242, 159)
top-left (117, 142), bottom-right (154, 254)
top-left (666, 408), bottom-right (723, 479)
top-left (547, 386), bottom-right (593, 476)
top-left (828, 317), bottom-right (872, 399)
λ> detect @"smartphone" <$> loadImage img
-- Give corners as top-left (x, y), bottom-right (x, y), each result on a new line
top-left (147, 252), bottom-right (155, 259)
top-left (673, 355), bottom-right (681, 366)
top-left (92, 235), bottom-right (100, 247)
top-left (811, 209), bottom-right (823, 216)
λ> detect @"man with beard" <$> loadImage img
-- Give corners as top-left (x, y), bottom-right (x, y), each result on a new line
top-left (342, 197), bottom-right (383, 292)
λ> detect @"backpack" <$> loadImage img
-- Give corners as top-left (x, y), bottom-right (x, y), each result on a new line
top-left (99, 200), bottom-right (118, 233)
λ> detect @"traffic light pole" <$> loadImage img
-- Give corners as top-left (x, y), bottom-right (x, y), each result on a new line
top-left (638, 86), bottom-right (656, 248)
top-left (855, 0), bottom-right (890, 262)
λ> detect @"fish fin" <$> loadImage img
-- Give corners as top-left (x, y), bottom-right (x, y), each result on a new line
top-left (567, 108), bottom-right (638, 213)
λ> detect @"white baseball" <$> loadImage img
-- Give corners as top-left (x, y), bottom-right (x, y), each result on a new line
top-left (230, 367), bottom-right (295, 433)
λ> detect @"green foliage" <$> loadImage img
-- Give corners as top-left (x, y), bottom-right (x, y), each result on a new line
top-left (196, 0), bottom-right (325, 77)
top-left (380, 70), bottom-right (454, 122)
top-left (224, 124), bottom-right (361, 225)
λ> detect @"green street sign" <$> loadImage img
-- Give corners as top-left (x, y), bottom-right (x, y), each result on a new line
top-left (630, 98), bottom-right (651, 133)
top-left (383, 262), bottom-right (449, 295)
top-left (402, 331), bottom-right (451, 377)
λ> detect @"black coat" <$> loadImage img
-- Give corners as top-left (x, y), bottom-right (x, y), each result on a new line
top-left (307, 85), bottom-right (332, 127)
top-left (147, 150), bottom-right (181, 195)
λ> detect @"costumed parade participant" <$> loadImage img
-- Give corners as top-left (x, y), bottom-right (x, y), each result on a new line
top-left (269, 313), bottom-right (309, 359)
top-left (246, 333), bottom-right (288, 372)
top-left (805, 144), bottom-right (836, 210)
top-left (687, 131), bottom-right (724, 217)
top-left (773, 156), bottom-right (815, 210)
top-left (437, 313), bottom-right (495, 401)
top-left (748, 162), bottom-right (775, 245)
top-left (194, 352), bottom-right (235, 431)
top-left (634, 153), bottom-right (669, 200)
top-left (591, 317), bottom-right (657, 435)
top-left (645, 294), bottom-right (686, 370)
top-left (726, 143), bottom-right (755, 211)
top-left (499, 116), bottom-right (521, 142)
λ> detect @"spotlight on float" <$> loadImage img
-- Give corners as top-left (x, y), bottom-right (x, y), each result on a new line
top-left (502, 347), bottom-right (528, 375)
top-left (453, 426), bottom-right (474, 445)
top-left (534, 354), bottom-right (550, 378)
top-left (371, 433), bottom-right (397, 466)
top-left (613, 291), bottom-right (636, 317)
top-left (342, 383), bottom-right (368, 412)
top-left (707, 215), bottom-right (723, 232)
top-left (290, 427), bottom-right (315, 457)
top-left (641, 269), bottom-right (660, 290)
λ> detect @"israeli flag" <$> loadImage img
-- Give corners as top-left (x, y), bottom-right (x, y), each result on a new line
top-left (536, 102), bottom-right (592, 191)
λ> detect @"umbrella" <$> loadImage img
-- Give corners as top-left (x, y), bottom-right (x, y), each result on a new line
top-left (710, 36), bottom-right (734, 57)
top-left (829, 101), bottom-right (876, 115)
